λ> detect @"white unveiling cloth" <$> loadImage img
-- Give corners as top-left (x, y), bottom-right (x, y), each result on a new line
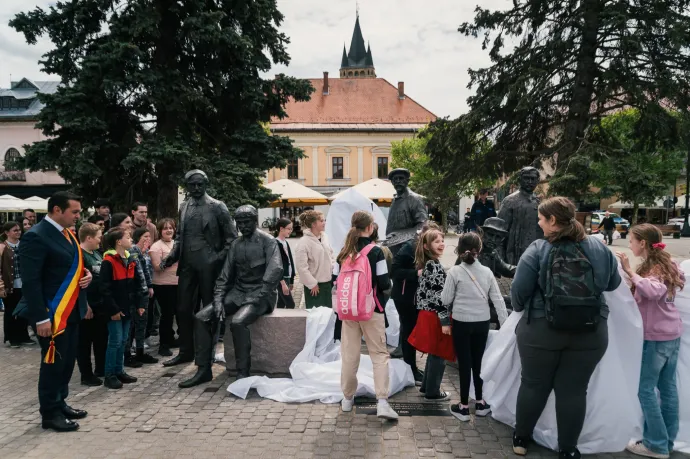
top-left (226, 306), bottom-right (414, 403)
top-left (482, 266), bottom-right (690, 453)
top-left (325, 188), bottom-right (388, 258)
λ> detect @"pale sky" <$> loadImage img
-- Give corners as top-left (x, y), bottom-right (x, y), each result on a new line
top-left (0, 0), bottom-right (511, 118)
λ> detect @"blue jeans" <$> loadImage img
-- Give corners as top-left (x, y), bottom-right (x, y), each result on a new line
top-left (639, 339), bottom-right (680, 455)
top-left (105, 318), bottom-right (131, 377)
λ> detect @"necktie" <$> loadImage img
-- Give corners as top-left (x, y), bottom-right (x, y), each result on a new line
top-left (63, 229), bottom-right (73, 245)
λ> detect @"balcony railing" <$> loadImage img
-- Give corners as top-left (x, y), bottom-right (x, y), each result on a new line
top-left (0, 170), bottom-right (27, 181)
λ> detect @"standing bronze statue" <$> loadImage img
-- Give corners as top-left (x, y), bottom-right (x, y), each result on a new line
top-left (497, 166), bottom-right (543, 265)
top-left (178, 205), bottom-right (283, 388)
top-left (384, 168), bottom-right (427, 256)
top-left (160, 170), bottom-right (237, 367)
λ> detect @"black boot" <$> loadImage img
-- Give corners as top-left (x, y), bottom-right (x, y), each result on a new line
top-left (178, 367), bottom-right (213, 388)
top-left (124, 351), bottom-right (143, 368)
top-left (136, 348), bottom-right (159, 364)
top-left (162, 354), bottom-right (194, 367)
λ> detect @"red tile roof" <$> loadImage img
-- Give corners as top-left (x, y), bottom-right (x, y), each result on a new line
top-left (272, 78), bottom-right (437, 125)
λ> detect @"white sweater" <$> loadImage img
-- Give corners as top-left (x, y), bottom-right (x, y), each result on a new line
top-left (294, 230), bottom-right (335, 289)
top-left (440, 261), bottom-right (508, 324)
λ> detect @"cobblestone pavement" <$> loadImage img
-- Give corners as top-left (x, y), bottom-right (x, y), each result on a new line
top-left (3, 315), bottom-right (683, 459)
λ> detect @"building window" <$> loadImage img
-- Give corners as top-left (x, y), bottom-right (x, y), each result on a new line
top-left (287, 159), bottom-right (298, 179)
top-left (4, 148), bottom-right (21, 171)
top-left (332, 157), bottom-right (344, 179)
top-left (377, 157), bottom-right (389, 179)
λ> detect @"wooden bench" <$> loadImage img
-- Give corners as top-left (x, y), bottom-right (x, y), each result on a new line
top-left (222, 308), bottom-right (308, 376)
top-left (656, 224), bottom-right (680, 237)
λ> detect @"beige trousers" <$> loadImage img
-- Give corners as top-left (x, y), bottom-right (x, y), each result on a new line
top-left (340, 313), bottom-right (390, 400)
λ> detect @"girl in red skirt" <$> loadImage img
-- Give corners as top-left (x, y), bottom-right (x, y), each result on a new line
top-left (408, 228), bottom-right (454, 400)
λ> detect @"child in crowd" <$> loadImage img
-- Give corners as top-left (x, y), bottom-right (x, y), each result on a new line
top-left (127, 228), bottom-right (157, 365)
top-left (336, 211), bottom-right (398, 420)
top-left (408, 228), bottom-right (454, 401)
top-left (100, 228), bottom-right (147, 390)
top-left (77, 223), bottom-right (108, 386)
top-left (442, 232), bottom-right (507, 421)
top-left (618, 224), bottom-right (685, 459)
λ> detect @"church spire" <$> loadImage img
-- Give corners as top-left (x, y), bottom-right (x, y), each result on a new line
top-left (339, 13), bottom-right (376, 79)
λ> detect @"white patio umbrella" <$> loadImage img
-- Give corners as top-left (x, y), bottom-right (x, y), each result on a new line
top-left (329, 178), bottom-right (397, 206)
top-left (264, 179), bottom-right (329, 207)
top-left (0, 195), bottom-right (26, 212)
top-left (23, 196), bottom-right (49, 212)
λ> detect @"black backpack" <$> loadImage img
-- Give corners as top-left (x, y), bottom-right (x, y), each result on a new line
top-left (535, 241), bottom-right (603, 332)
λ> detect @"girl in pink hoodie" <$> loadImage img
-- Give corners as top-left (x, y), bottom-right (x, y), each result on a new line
top-left (617, 224), bottom-right (684, 459)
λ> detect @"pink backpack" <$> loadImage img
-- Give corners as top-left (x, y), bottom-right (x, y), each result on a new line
top-left (333, 243), bottom-right (383, 321)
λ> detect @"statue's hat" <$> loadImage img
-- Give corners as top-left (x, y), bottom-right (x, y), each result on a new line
top-left (388, 168), bottom-right (410, 180)
top-left (482, 217), bottom-right (509, 234)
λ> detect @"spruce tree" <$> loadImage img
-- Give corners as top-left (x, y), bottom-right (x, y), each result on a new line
top-left (429, 0), bottom-right (690, 199)
top-left (10, 0), bottom-right (313, 216)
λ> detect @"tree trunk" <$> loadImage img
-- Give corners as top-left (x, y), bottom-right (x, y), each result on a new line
top-left (156, 163), bottom-right (180, 219)
top-left (632, 202), bottom-right (639, 225)
top-left (557, 0), bottom-right (602, 162)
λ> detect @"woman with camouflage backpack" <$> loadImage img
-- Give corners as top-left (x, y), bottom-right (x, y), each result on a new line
top-left (510, 197), bottom-right (621, 459)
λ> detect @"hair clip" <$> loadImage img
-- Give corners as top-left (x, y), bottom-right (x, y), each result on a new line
top-left (652, 242), bottom-right (666, 250)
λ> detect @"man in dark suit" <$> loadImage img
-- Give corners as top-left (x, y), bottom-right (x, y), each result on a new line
top-left (160, 170), bottom-right (237, 366)
top-left (16, 191), bottom-right (92, 432)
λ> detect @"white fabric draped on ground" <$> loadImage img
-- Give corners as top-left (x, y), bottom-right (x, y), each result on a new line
top-left (226, 306), bottom-right (414, 403)
top-left (482, 269), bottom-right (690, 453)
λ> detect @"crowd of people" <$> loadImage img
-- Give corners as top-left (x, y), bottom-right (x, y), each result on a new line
top-left (0, 191), bottom-right (684, 459)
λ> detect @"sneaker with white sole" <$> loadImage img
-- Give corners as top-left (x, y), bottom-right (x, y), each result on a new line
top-left (475, 401), bottom-right (491, 417)
top-left (450, 404), bottom-right (470, 421)
top-left (341, 398), bottom-right (354, 412)
top-left (626, 441), bottom-right (670, 459)
top-left (377, 400), bottom-right (399, 421)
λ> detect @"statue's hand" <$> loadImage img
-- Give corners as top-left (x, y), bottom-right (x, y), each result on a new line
top-left (213, 301), bottom-right (225, 321)
top-left (159, 257), bottom-right (170, 270)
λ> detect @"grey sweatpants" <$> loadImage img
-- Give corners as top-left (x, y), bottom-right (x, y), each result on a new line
top-left (515, 316), bottom-right (608, 452)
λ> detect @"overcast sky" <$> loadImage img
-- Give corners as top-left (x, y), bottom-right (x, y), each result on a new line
top-left (0, 0), bottom-right (511, 118)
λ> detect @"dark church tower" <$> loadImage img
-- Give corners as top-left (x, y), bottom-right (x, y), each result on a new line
top-left (339, 14), bottom-right (376, 79)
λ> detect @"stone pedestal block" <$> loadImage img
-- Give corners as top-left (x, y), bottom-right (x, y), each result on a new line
top-left (223, 308), bottom-right (308, 375)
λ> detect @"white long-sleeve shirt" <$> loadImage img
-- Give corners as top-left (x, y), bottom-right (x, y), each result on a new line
top-left (440, 261), bottom-right (508, 325)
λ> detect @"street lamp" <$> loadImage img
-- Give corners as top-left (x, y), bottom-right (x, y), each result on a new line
top-left (682, 145), bottom-right (690, 237)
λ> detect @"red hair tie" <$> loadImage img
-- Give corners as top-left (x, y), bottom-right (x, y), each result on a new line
top-left (652, 242), bottom-right (666, 250)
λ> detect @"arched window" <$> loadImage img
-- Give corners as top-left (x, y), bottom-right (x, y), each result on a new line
top-left (4, 148), bottom-right (21, 171)
top-left (348, 71), bottom-right (353, 77)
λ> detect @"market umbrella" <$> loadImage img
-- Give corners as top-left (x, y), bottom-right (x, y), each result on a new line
top-left (23, 196), bottom-right (49, 212)
top-left (265, 179), bottom-right (329, 207)
top-left (329, 178), bottom-right (396, 206)
top-left (0, 195), bottom-right (25, 212)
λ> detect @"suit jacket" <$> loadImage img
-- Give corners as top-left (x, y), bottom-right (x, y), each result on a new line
top-left (14, 219), bottom-right (88, 325)
top-left (167, 194), bottom-right (237, 267)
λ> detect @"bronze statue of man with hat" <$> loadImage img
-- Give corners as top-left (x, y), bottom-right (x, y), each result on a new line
top-left (478, 217), bottom-right (516, 279)
top-left (160, 169), bottom-right (237, 367)
top-left (384, 168), bottom-right (427, 256)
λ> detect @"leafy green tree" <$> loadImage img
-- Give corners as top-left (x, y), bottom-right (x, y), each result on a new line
top-left (10, 0), bottom-right (313, 216)
top-left (392, 128), bottom-right (492, 231)
top-left (428, 0), bottom-right (690, 200)
top-left (593, 108), bottom-right (685, 224)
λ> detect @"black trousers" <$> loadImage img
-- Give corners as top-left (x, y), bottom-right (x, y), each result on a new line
top-left (3, 288), bottom-right (30, 344)
top-left (177, 257), bottom-right (222, 358)
top-left (77, 315), bottom-right (108, 377)
top-left (396, 300), bottom-right (419, 373)
top-left (452, 319), bottom-right (490, 405)
top-left (515, 317), bottom-right (608, 452)
top-left (38, 323), bottom-right (79, 419)
top-left (154, 285), bottom-right (178, 347)
top-left (145, 296), bottom-right (158, 338)
top-left (276, 282), bottom-right (295, 309)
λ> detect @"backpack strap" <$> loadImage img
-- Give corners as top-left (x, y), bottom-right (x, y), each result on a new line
top-left (357, 243), bottom-right (384, 312)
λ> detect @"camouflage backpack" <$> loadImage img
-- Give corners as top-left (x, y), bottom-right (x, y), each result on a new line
top-left (541, 241), bottom-right (602, 332)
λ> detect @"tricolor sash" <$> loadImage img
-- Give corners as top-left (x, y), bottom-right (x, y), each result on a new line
top-left (44, 230), bottom-right (83, 364)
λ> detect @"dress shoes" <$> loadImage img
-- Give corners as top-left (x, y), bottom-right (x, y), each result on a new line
top-left (117, 372), bottom-right (138, 384)
top-left (42, 417), bottom-right (79, 432)
top-left (61, 405), bottom-right (88, 420)
top-left (81, 375), bottom-right (103, 387)
top-left (158, 346), bottom-right (173, 357)
top-left (162, 354), bottom-right (193, 367)
top-left (178, 368), bottom-right (213, 388)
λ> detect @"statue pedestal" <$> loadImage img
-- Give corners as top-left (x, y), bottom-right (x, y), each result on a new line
top-left (223, 308), bottom-right (308, 375)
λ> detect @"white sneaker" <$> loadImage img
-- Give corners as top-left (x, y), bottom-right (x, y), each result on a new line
top-left (376, 400), bottom-right (399, 421)
top-left (341, 398), bottom-right (354, 412)
top-left (626, 441), bottom-right (669, 459)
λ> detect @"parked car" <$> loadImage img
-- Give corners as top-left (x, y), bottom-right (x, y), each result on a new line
top-left (591, 211), bottom-right (630, 238)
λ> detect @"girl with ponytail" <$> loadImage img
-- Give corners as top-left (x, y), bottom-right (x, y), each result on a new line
top-left (440, 231), bottom-right (507, 421)
top-left (617, 224), bottom-right (684, 458)
top-left (294, 210), bottom-right (334, 309)
top-left (336, 211), bottom-right (398, 421)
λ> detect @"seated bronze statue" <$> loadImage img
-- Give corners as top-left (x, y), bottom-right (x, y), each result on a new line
top-left (179, 205), bottom-right (283, 388)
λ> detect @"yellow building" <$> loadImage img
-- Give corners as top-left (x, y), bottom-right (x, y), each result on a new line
top-left (268, 14), bottom-right (437, 197)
